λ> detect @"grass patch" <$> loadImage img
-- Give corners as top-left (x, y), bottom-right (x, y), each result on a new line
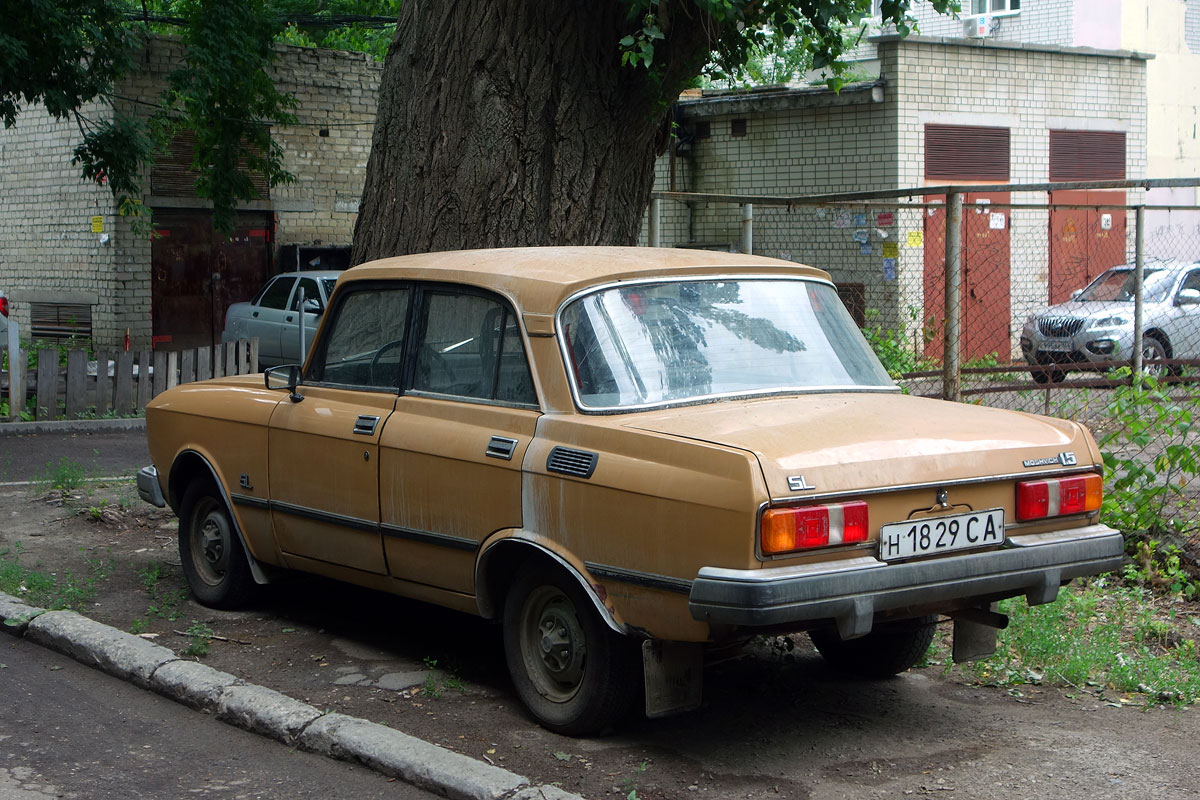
top-left (0, 542), bottom-right (114, 610)
top-left (40, 457), bottom-right (91, 491)
top-left (949, 578), bottom-right (1200, 705)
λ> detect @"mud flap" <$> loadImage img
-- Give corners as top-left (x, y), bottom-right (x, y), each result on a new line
top-left (951, 603), bottom-right (1005, 663)
top-left (642, 640), bottom-right (703, 718)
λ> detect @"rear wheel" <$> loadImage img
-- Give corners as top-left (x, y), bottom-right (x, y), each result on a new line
top-left (1142, 335), bottom-right (1170, 377)
top-left (503, 563), bottom-right (640, 735)
top-left (810, 615), bottom-right (937, 678)
top-left (179, 480), bottom-right (256, 609)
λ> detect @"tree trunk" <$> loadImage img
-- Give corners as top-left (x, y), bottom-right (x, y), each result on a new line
top-left (353, 0), bottom-right (713, 262)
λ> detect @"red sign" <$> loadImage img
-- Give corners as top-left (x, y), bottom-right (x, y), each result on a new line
top-left (876, 212), bottom-right (895, 227)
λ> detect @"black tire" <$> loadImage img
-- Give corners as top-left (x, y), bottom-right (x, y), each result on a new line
top-left (809, 615), bottom-right (937, 678)
top-left (178, 480), bottom-right (256, 609)
top-left (503, 563), bottom-right (641, 735)
top-left (1142, 335), bottom-right (1170, 378)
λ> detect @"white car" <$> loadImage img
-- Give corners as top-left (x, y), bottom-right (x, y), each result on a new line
top-left (221, 271), bottom-right (341, 368)
top-left (1020, 260), bottom-right (1200, 382)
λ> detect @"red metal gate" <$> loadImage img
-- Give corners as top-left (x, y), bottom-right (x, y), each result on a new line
top-left (1048, 190), bottom-right (1127, 304)
top-left (923, 192), bottom-right (1013, 363)
top-left (150, 210), bottom-right (274, 350)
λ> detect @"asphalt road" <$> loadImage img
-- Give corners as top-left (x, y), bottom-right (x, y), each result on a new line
top-left (0, 427), bottom-right (150, 483)
top-left (0, 634), bottom-right (436, 800)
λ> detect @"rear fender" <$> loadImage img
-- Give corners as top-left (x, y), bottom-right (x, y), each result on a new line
top-left (475, 533), bottom-right (626, 635)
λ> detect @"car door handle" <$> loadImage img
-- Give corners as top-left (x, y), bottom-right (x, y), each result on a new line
top-left (353, 415), bottom-right (380, 436)
top-left (486, 436), bottom-right (518, 460)
top-left (285, 315), bottom-right (294, 322)
top-left (252, 311), bottom-right (259, 318)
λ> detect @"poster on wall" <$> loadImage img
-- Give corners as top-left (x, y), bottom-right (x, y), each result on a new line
top-left (883, 258), bottom-right (897, 281)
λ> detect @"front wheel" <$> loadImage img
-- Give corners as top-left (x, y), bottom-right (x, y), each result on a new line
top-left (503, 564), bottom-right (640, 735)
top-left (178, 480), bottom-right (256, 609)
top-left (809, 615), bottom-right (937, 678)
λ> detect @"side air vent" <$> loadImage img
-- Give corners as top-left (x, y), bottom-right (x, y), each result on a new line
top-left (546, 446), bottom-right (599, 479)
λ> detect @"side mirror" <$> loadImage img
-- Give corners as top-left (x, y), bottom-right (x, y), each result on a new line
top-left (1069, 289), bottom-right (1083, 300)
top-left (1179, 288), bottom-right (1200, 306)
top-left (264, 364), bottom-right (304, 402)
top-left (302, 299), bottom-right (322, 315)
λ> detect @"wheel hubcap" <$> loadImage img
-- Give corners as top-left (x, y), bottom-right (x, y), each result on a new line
top-left (190, 500), bottom-right (230, 587)
top-left (521, 586), bottom-right (586, 702)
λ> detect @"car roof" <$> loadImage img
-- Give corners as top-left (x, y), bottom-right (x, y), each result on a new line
top-left (272, 270), bottom-right (344, 279)
top-left (340, 247), bottom-right (831, 317)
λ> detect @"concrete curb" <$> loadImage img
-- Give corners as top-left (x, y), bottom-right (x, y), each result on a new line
top-left (0, 591), bottom-right (583, 800)
top-left (0, 418), bottom-right (146, 436)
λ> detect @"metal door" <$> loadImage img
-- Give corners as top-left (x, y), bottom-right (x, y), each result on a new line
top-left (1049, 190), bottom-right (1127, 304)
top-left (922, 193), bottom-right (1013, 362)
top-left (150, 210), bottom-right (273, 350)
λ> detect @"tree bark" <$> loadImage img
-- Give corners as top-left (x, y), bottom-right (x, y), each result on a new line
top-left (353, 0), bottom-right (715, 262)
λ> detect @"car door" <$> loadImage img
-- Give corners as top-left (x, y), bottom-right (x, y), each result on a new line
top-left (267, 283), bottom-right (413, 575)
top-left (379, 286), bottom-right (540, 594)
top-left (243, 275), bottom-right (295, 366)
top-left (278, 275), bottom-right (326, 365)
top-left (1164, 268), bottom-right (1200, 359)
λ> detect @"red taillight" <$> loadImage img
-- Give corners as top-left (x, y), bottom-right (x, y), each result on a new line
top-left (0, 296), bottom-right (8, 318)
top-left (761, 501), bottom-right (869, 555)
top-left (1016, 473), bottom-right (1102, 521)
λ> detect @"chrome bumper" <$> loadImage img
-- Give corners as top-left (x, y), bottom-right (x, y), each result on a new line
top-left (137, 465), bottom-right (166, 508)
top-left (689, 524), bottom-right (1124, 639)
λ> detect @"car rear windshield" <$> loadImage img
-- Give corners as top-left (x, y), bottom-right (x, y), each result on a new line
top-left (559, 278), bottom-right (895, 410)
top-left (1077, 267), bottom-right (1173, 303)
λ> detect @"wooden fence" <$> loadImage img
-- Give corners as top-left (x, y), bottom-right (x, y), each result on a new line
top-left (2, 337), bottom-right (259, 423)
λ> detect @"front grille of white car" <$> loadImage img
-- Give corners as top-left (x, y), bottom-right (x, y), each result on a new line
top-left (1038, 316), bottom-right (1086, 337)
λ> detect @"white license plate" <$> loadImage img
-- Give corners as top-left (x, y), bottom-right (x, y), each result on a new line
top-left (878, 508), bottom-right (1005, 562)
top-left (1039, 339), bottom-right (1073, 352)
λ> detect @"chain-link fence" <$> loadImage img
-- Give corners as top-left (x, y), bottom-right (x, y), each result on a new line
top-left (649, 179), bottom-right (1200, 573)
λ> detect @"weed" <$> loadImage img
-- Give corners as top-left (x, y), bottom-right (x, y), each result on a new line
top-left (183, 620), bottom-right (214, 657)
top-left (422, 672), bottom-right (442, 699)
top-left (130, 619), bottom-right (149, 635)
top-left (40, 457), bottom-right (89, 491)
top-left (0, 544), bottom-right (113, 611)
top-left (862, 307), bottom-right (933, 378)
top-left (622, 760), bottom-right (649, 800)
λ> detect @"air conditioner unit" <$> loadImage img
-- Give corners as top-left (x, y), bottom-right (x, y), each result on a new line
top-left (964, 15), bottom-right (991, 38)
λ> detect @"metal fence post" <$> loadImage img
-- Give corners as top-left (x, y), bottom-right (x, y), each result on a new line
top-left (6, 318), bottom-right (22, 421)
top-left (648, 198), bottom-right (661, 247)
top-left (741, 203), bottom-right (753, 255)
top-left (1132, 204), bottom-right (1145, 379)
top-left (943, 191), bottom-right (964, 402)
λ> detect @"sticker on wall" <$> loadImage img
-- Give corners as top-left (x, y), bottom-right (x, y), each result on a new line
top-left (833, 210), bottom-right (851, 229)
top-left (906, 231), bottom-right (924, 248)
top-left (853, 229), bottom-right (869, 244)
top-left (860, 242), bottom-right (873, 255)
top-left (90, 216), bottom-right (104, 233)
top-left (876, 212), bottom-right (895, 227)
top-left (989, 212), bottom-right (1006, 230)
top-left (815, 208), bottom-right (827, 219)
top-left (1100, 213), bottom-right (1113, 230)
top-left (883, 258), bottom-right (897, 281)
top-left (853, 213), bottom-right (867, 227)
top-left (881, 242), bottom-right (899, 259)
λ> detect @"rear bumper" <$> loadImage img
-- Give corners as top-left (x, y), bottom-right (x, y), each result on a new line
top-left (689, 524), bottom-right (1123, 638)
top-left (137, 465), bottom-right (166, 508)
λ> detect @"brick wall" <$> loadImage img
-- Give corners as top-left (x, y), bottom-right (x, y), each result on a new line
top-left (0, 35), bottom-right (380, 349)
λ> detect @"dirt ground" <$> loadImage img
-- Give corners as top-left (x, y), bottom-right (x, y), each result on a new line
top-left (3, 480), bottom-right (1200, 800)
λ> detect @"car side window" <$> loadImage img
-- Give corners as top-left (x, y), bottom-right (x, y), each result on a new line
top-left (1179, 270), bottom-right (1200, 296)
top-left (413, 290), bottom-right (537, 406)
top-left (314, 287), bottom-right (411, 389)
top-left (259, 277), bottom-right (296, 310)
top-left (290, 277), bottom-right (322, 312)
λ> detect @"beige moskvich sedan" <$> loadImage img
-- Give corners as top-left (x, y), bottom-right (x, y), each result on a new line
top-left (138, 247), bottom-right (1123, 734)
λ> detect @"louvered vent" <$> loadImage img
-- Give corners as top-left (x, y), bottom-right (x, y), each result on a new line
top-left (546, 447), bottom-right (599, 479)
top-left (925, 124), bottom-right (1010, 182)
top-left (1049, 130), bottom-right (1126, 182)
top-left (151, 128), bottom-right (270, 199)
